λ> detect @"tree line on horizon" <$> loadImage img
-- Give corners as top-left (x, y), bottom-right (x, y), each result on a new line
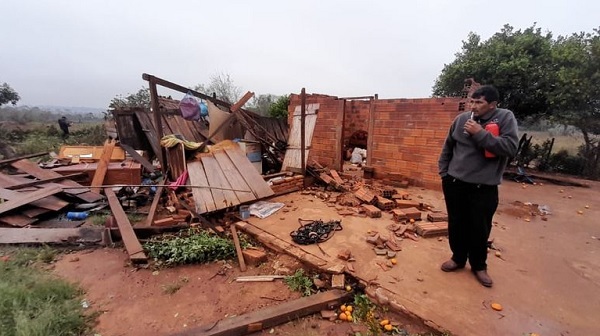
top-left (2, 23), bottom-right (599, 177)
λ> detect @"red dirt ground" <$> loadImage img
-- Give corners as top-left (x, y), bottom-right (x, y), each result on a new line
top-left (53, 250), bottom-right (382, 336)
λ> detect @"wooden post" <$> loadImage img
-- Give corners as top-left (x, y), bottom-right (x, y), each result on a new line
top-left (366, 94), bottom-right (378, 167)
top-left (300, 88), bottom-right (306, 177)
top-left (146, 75), bottom-right (166, 174)
top-left (230, 223), bottom-right (247, 272)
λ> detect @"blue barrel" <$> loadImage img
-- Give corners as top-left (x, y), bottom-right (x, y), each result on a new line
top-left (67, 211), bottom-right (89, 220)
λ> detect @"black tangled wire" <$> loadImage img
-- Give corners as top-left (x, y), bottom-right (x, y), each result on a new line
top-left (290, 219), bottom-right (343, 245)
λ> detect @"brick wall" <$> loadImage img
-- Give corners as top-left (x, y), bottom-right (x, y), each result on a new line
top-left (288, 94), bottom-right (463, 189)
top-left (369, 98), bottom-right (461, 190)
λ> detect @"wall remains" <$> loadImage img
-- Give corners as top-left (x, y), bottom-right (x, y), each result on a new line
top-left (288, 94), bottom-right (464, 189)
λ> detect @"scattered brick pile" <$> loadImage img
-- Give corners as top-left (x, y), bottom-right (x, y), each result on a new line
top-left (270, 174), bottom-right (304, 194)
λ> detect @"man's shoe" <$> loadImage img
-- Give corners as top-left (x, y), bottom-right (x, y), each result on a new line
top-left (441, 259), bottom-right (464, 272)
top-left (473, 270), bottom-right (493, 287)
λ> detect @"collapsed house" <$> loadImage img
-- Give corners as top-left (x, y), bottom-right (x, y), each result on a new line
top-left (0, 74), bottom-right (478, 260)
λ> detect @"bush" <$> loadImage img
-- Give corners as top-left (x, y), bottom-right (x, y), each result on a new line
top-left (544, 150), bottom-right (586, 175)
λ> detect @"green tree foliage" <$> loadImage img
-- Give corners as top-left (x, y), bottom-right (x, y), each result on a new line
top-left (268, 94), bottom-right (290, 118)
top-left (109, 87), bottom-right (150, 109)
top-left (433, 24), bottom-right (554, 119)
top-left (433, 24), bottom-right (600, 178)
top-left (194, 72), bottom-right (241, 104)
top-left (549, 30), bottom-right (600, 177)
top-left (0, 82), bottom-right (20, 106)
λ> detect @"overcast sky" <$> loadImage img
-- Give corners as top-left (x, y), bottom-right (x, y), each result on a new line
top-left (1, 0), bottom-right (598, 109)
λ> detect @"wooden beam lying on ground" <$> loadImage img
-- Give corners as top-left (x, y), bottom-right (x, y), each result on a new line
top-left (0, 186), bottom-right (62, 216)
top-left (105, 188), bottom-right (147, 264)
top-left (172, 290), bottom-right (351, 336)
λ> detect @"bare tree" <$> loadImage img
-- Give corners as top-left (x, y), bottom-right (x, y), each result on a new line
top-left (194, 72), bottom-right (241, 104)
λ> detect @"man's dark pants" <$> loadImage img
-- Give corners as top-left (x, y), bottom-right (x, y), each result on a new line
top-left (442, 176), bottom-right (498, 271)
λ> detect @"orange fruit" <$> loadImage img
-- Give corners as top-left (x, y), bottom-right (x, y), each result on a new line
top-left (409, 218), bottom-right (415, 223)
top-left (380, 319), bottom-right (390, 326)
top-left (390, 258), bottom-right (397, 265)
top-left (384, 324), bottom-right (393, 331)
top-left (491, 303), bottom-right (503, 311)
top-left (345, 305), bottom-right (353, 313)
top-left (340, 304), bottom-right (347, 312)
top-left (339, 312), bottom-right (347, 321)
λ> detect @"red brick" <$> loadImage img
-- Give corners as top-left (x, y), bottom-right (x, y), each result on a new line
top-left (361, 204), bottom-right (381, 218)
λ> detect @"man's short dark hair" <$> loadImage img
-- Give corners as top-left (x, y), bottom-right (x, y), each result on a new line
top-left (471, 85), bottom-right (499, 104)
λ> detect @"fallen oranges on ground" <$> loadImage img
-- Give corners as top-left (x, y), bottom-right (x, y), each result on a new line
top-left (338, 305), bottom-right (353, 322)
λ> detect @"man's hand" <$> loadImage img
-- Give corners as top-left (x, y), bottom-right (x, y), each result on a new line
top-left (463, 119), bottom-right (483, 135)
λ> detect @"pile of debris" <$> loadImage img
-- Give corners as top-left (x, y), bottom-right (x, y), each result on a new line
top-left (307, 164), bottom-right (449, 240)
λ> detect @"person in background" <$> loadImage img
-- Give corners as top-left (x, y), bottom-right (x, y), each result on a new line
top-left (58, 116), bottom-right (71, 139)
top-left (438, 85), bottom-right (518, 287)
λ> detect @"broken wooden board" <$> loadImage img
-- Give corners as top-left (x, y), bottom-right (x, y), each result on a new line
top-left (120, 143), bottom-right (156, 172)
top-left (34, 219), bottom-right (85, 229)
top-left (173, 290), bottom-right (351, 336)
top-left (281, 103), bottom-right (319, 172)
top-left (10, 159), bottom-right (103, 203)
top-left (0, 187), bottom-right (68, 212)
top-left (105, 188), bottom-right (147, 263)
top-left (187, 146), bottom-right (273, 215)
top-left (0, 215), bottom-right (38, 227)
top-left (0, 227), bottom-right (102, 244)
top-left (0, 186), bottom-right (62, 216)
top-left (90, 139), bottom-right (117, 193)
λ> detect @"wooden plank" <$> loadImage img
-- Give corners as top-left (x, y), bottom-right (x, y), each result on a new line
top-left (213, 151), bottom-right (255, 204)
top-left (0, 187), bottom-right (68, 211)
top-left (120, 143), bottom-right (156, 172)
top-left (134, 111), bottom-right (161, 158)
top-left (186, 161), bottom-right (215, 214)
top-left (0, 227), bottom-right (102, 244)
top-left (34, 220), bottom-right (85, 229)
top-left (0, 215), bottom-right (38, 227)
top-left (105, 188), bottom-right (147, 263)
top-left (224, 146), bottom-right (274, 199)
top-left (90, 139), bottom-right (116, 193)
top-left (173, 290), bottom-right (351, 336)
top-left (10, 159), bottom-right (103, 203)
top-left (0, 152), bottom-right (48, 166)
top-left (230, 224), bottom-right (247, 272)
top-left (5, 173), bottom-right (86, 190)
top-left (22, 207), bottom-right (51, 218)
top-left (145, 186), bottom-right (164, 227)
top-left (201, 154), bottom-right (239, 208)
top-left (0, 186), bottom-right (62, 216)
top-left (166, 143), bottom-right (186, 180)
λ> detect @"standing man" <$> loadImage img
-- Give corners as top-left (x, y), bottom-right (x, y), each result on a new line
top-left (438, 85), bottom-right (518, 287)
top-left (58, 116), bottom-right (71, 140)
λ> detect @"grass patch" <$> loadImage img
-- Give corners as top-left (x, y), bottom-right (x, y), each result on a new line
top-left (143, 228), bottom-right (239, 265)
top-left (284, 269), bottom-right (314, 297)
top-left (0, 248), bottom-right (92, 336)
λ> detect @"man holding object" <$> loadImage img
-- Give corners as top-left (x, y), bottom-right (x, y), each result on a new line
top-left (438, 85), bottom-right (518, 287)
